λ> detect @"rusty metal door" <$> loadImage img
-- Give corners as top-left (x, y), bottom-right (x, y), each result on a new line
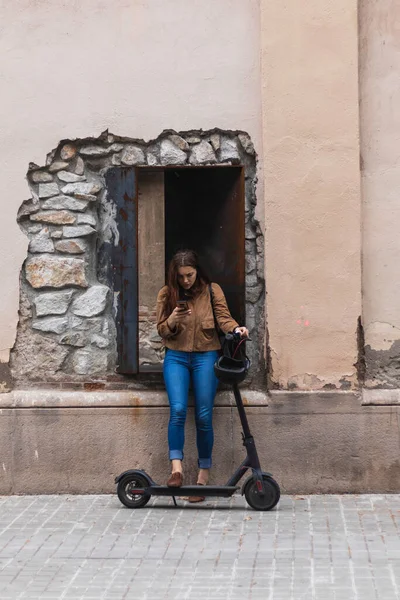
top-left (105, 167), bottom-right (138, 374)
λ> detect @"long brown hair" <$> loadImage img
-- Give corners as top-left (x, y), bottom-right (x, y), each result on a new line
top-left (165, 249), bottom-right (210, 315)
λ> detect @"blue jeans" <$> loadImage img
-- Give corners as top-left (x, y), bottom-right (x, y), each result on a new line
top-left (163, 349), bottom-right (219, 469)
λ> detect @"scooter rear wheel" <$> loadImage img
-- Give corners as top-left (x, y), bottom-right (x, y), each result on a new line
top-left (117, 473), bottom-right (151, 509)
top-left (243, 474), bottom-right (280, 511)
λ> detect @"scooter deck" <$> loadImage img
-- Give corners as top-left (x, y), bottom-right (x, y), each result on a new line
top-left (145, 485), bottom-right (239, 498)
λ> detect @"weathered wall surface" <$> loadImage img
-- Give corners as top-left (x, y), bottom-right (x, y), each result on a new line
top-left (1, 0), bottom-right (395, 397)
top-left (0, 0), bottom-right (262, 383)
top-left (1, 1), bottom-right (399, 497)
top-left (10, 131), bottom-right (262, 385)
top-left (260, 0), bottom-right (361, 389)
top-left (360, 0), bottom-right (400, 388)
top-left (1, 392), bottom-right (399, 495)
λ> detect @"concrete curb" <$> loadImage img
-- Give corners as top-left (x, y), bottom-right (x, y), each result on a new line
top-left (0, 388), bottom-right (269, 408)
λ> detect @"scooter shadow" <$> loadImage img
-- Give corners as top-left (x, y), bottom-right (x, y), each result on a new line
top-left (117, 497), bottom-right (282, 511)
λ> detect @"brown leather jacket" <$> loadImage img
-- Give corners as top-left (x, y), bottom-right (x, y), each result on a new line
top-left (156, 283), bottom-right (239, 352)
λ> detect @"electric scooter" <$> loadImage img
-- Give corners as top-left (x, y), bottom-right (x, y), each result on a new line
top-left (115, 334), bottom-right (280, 511)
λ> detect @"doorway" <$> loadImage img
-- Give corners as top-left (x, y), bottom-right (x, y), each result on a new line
top-left (164, 167), bottom-right (245, 323)
top-left (14, 129), bottom-right (261, 386)
top-left (138, 166), bottom-right (245, 369)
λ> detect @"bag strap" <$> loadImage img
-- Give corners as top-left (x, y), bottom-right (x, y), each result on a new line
top-left (209, 283), bottom-right (219, 332)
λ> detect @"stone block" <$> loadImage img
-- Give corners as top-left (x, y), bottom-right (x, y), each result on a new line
top-left (10, 333), bottom-right (69, 381)
top-left (57, 171), bottom-right (86, 183)
top-left (54, 239), bottom-right (86, 254)
top-left (160, 139), bottom-right (187, 165)
top-left (17, 199), bottom-right (40, 220)
top-left (34, 290), bottom-right (75, 316)
top-left (246, 284), bottom-right (263, 303)
top-left (62, 225), bottom-right (96, 238)
top-left (48, 161), bottom-right (69, 173)
top-left (30, 171), bottom-right (53, 183)
top-left (60, 144), bottom-right (77, 160)
top-left (71, 285), bottom-right (109, 317)
top-left (38, 183), bottom-right (60, 199)
top-left (59, 332), bottom-right (86, 347)
top-left (41, 195), bottom-right (89, 212)
top-left (61, 182), bottom-right (102, 196)
top-left (109, 143), bottom-right (124, 152)
top-left (29, 228), bottom-right (55, 253)
top-left (74, 156), bottom-right (85, 175)
top-left (220, 138), bottom-right (240, 162)
top-left (79, 145), bottom-right (111, 156)
top-left (186, 135), bottom-right (201, 143)
top-left (32, 316), bottom-right (69, 334)
top-left (147, 153), bottom-right (158, 166)
top-left (238, 133), bottom-right (255, 155)
top-left (169, 135), bottom-right (189, 151)
top-left (90, 334), bottom-right (109, 349)
top-left (189, 140), bottom-right (216, 164)
top-left (121, 145), bottom-right (145, 165)
top-left (30, 211), bottom-right (76, 225)
top-left (72, 349), bottom-right (108, 374)
top-left (25, 256), bottom-right (87, 289)
top-left (77, 213), bottom-right (96, 226)
top-left (210, 133), bottom-right (220, 151)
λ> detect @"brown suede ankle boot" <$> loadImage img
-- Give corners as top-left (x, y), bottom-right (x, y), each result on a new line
top-left (167, 472), bottom-right (183, 487)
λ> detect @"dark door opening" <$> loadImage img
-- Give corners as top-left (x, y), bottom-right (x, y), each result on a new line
top-left (112, 165), bottom-right (246, 373)
top-left (164, 167), bottom-right (245, 324)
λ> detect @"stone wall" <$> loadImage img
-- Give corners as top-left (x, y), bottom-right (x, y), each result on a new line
top-left (11, 129), bottom-right (262, 387)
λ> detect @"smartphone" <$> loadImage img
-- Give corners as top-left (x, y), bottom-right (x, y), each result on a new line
top-left (177, 300), bottom-right (189, 311)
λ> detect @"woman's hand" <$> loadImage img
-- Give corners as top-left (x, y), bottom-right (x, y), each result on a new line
top-left (167, 306), bottom-right (191, 329)
top-left (234, 326), bottom-right (249, 338)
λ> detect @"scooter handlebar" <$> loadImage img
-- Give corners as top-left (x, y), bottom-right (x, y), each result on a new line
top-left (226, 331), bottom-right (252, 342)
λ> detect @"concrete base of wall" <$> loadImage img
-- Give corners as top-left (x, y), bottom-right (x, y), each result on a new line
top-left (1, 390), bottom-right (399, 495)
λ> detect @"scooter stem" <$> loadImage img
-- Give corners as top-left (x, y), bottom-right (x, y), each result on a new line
top-left (232, 383), bottom-right (252, 439)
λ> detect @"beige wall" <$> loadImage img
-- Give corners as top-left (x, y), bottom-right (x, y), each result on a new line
top-left (360, 0), bottom-right (400, 384)
top-left (0, 0), bottom-right (262, 363)
top-left (0, 0), bottom-right (367, 390)
top-left (260, 0), bottom-right (361, 389)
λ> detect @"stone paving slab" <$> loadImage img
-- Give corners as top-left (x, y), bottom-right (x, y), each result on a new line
top-left (0, 494), bottom-right (399, 599)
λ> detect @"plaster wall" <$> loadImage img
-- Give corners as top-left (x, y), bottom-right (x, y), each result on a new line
top-left (359, 0), bottom-right (400, 387)
top-left (0, 0), bottom-right (262, 369)
top-left (260, 0), bottom-right (361, 389)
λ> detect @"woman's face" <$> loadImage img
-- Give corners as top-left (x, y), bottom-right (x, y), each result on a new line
top-left (177, 266), bottom-right (197, 290)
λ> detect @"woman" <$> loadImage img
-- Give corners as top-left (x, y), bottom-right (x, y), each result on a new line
top-left (156, 249), bottom-right (248, 502)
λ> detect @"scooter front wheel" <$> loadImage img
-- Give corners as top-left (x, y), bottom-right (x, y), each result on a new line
top-left (117, 473), bottom-right (151, 509)
top-left (243, 474), bottom-right (280, 511)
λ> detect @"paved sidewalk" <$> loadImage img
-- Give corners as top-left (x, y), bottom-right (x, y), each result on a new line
top-left (0, 494), bottom-right (399, 599)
